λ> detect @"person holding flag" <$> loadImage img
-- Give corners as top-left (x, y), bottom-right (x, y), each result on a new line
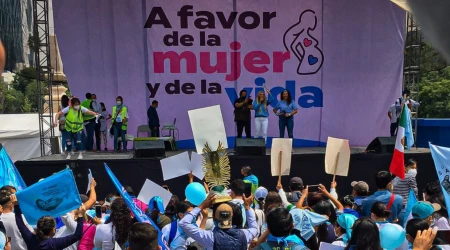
top-left (389, 93), bottom-right (415, 180)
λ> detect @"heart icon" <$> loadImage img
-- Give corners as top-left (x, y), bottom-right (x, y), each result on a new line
top-left (308, 55), bottom-right (318, 65)
top-left (303, 38), bottom-right (312, 47)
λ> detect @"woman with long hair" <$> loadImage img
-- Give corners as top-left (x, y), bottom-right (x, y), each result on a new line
top-left (344, 218), bottom-right (382, 250)
top-left (94, 198), bottom-right (132, 249)
top-left (273, 89), bottom-right (298, 138)
top-left (13, 194), bottom-right (85, 250)
top-left (253, 89), bottom-right (274, 142)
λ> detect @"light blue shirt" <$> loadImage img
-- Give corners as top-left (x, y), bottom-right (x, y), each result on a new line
top-left (361, 190), bottom-right (403, 223)
top-left (274, 100), bottom-right (298, 114)
top-left (253, 94), bottom-right (274, 117)
top-left (179, 207), bottom-right (258, 250)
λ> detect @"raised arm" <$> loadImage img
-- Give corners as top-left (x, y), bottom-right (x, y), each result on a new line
top-left (51, 217), bottom-right (84, 249)
top-left (318, 184), bottom-right (344, 211)
top-left (13, 204), bottom-right (35, 244)
top-left (243, 194), bottom-right (258, 242)
top-left (84, 179), bottom-right (97, 209)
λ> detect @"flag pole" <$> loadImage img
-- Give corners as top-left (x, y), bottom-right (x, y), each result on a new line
top-left (278, 151), bottom-right (282, 183)
top-left (333, 152), bottom-right (340, 182)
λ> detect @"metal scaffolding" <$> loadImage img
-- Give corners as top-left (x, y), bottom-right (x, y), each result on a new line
top-left (33, 0), bottom-right (55, 156)
top-left (403, 12), bottom-right (421, 146)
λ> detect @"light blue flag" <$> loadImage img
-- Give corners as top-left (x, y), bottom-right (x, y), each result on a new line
top-left (104, 163), bottom-right (168, 250)
top-left (0, 145), bottom-right (26, 190)
top-left (403, 189), bottom-right (418, 227)
top-left (404, 106), bottom-right (414, 150)
top-left (429, 143), bottom-right (450, 218)
top-left (16, 168), bottom-right (81, 225)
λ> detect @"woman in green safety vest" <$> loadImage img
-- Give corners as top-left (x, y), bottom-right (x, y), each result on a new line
top-left (54, 97), bottom-right (99, 160)
top-left (111, 96), bottom-right (129, 152)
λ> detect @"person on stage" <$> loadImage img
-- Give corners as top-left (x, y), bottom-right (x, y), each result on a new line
top-left (111, 96), bottom-right (129, 153)
top-left (388, 99), bottom-right (400, 136)
top-left (273, 89), bottom-right (298, 138)
top-left (234, 90), bottom-right (253, 138)
top-left (81, 93), bottom-right (96, 151)
top-left (253, 89), bottom-right (274, 142)
top-left (147, 100), bottom-right (160, 137)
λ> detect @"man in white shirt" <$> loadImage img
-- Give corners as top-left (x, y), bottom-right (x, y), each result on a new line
top-left (388, 100), bottom-right (400, 136)
top-left (0, 190), bottom-right (32, 250)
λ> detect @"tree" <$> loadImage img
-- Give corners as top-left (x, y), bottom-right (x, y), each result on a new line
top-left (2, 89), bottom-right (26, 113)
top-left (25, 80), bottom-right (47, 112)
top-left (12, 67), bottom-right (38, 93)
top-left (419, 67), bottom-right (450, 118)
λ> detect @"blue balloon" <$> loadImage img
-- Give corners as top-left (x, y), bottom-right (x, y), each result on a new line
top-left (380, 223), bottom-right (406, 250)
top-left (185, 182), bottom-right (207, 206)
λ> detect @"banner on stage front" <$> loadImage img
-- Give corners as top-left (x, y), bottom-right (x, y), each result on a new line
top-left (16, 168), bottom-right (81, 225)
top-left (325, 137), bottom-right (350, 176)
top-left (188, 105), bottom-right (228, 154)
top-left (271, 138), bottom-right (292, 176)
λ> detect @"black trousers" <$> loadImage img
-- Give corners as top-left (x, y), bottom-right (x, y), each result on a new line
top-left (94, 122), bottom-right (101, 150)
top-left (150, 126), bottom-right (160, 137)
top-left (390, 122), bottom-right (398, 136)
top-left (236, 120), bottom-right (251, 138)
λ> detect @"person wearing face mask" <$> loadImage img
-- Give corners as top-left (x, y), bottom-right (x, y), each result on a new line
top-left (392, 158), bottom-right (419, 226)
top-left (81, 93), bottom-right (96, 151)
top-left (147, 100), bottom-right (160, 137)
top-left (412, 201), bottom-right (442, 227)
top-left (54, 98), bottom-right (99, 160)
top-left (161, 201), bottom-right (199, 249)
top-left (332, 213), bottom-right (357, 247)
top-left (90, 94), bottom-right (102, 152)
top-left (111, 96), bottom-right (129, 152)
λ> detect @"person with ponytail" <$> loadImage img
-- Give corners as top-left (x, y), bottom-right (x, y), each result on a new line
top-left (332, 213), bottom-right (358, 247)
top-left (12, 194), bottom-right (85, 250)
top-left (94, 198), bottom-right (132, 249)
top-left (253, 89), bottom-right (274, 142)
top-left (370, 202), bottom-right (391, 226)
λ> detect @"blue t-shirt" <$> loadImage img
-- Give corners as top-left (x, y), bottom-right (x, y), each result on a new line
top-left (361, 190), bottom-right (403, 223)
top-left (274, 100), bottom-right (298, 114)
top-left (253, 94), bottom-right (274, 117)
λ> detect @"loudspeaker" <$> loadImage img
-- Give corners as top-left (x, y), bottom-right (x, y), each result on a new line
top-left (133, 140), bottom-right (166, 158)
top-left (366, 136), bottom-right (396, 154)
top-left (235, 138), bottom-right (266, 155)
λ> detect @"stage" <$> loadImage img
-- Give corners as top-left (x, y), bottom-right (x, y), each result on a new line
top-left (15, 147), bottom-right (435, 201)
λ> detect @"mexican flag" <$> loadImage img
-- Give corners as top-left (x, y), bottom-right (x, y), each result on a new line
top-left (390, 103), bottom-right (414, 180)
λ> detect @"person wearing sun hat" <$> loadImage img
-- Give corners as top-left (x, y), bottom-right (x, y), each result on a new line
top-left (254, 186), bottom-right (268, 210)
top-left (412, 201), bottom-right (441, 226)
top-left (332, 213), bottom-right (358, 247)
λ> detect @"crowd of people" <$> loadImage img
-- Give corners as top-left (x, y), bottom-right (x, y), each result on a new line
top-left (54, 93), bottom-right (130, 159)
top-left (0, 161), bottom-right (446, 250)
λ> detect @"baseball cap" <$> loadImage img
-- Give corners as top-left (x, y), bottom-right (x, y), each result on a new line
top-left (255, 187), bottom-right (268, 201)
top-left (289, 177), bottom-right (303, 186)
top-left (351, 181), bottom-right (369, 194)
top-left (412, 201), bottom-right (441, 219)
top-left (214, 203), bottom-right (233, 229)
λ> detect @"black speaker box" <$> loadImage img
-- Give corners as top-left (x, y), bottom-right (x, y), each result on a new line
top-left (366, 136), bottom-right (396, 154)
top-left (235, 138), bottom-right (266, 156)
top-left (133, 140), bottom-right (166, 158)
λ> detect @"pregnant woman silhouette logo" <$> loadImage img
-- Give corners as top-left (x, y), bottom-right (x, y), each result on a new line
top-left (283, 10), bottom-right (324, 75)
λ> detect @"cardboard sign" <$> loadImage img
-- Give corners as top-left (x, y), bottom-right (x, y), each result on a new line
top-left (325, 137), bottom-right (350, 177)
top-left (271, 138), bottom-right (292, 176)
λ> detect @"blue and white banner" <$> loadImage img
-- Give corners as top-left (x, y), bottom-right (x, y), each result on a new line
top-left (104, 163), bottom-right (168, 250)
top-left (403, 189), bottom-right (418, 227)
top-left (429, 143), bottom-right (450, 218)
top-left (0, 146), bottom-right (26, 191)
top-left (16, 168), bottom-right (81, 225)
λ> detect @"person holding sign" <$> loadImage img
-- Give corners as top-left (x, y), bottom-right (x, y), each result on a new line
top-left (54, 98), bottom-right (100, 160)
top-left (273, 90), bottom-right (298, 138)
top-left (253, 89), bottom-right (274, 141)
top-left (12, 194), bottom-right (86, 250)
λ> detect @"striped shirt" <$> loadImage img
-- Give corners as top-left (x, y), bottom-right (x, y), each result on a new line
top-left (392, 173), bottom-right (418, 205)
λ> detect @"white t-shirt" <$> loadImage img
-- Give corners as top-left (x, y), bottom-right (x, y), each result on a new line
top-left (94, 223), bottom-right (116, 250)
top-left (100, 111), bottom-right (110, 132)
top-left (62, 106), bottom-right (89, 114)
top-left (436, 217), bottom-right (450, 230)
top-left (1, 212), bottom-right (33, 250)
top-left (389, 104), bottom-right (399, 123)
top-left (54, 213), bottom-right (78, 250)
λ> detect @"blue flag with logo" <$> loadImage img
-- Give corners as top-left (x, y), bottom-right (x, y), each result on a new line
top-left (429, 143), bottom-right (450, 218)
top-left (403, 189), bottom-right (418, 227)
top-left (104, 163), bottom-right (168, 250)
top-left (0, 145), bottom-right (27, 191)
top-left (16, 168), bottom-right (81, 225)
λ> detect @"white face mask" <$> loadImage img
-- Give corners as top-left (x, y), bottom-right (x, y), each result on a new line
top-left (408, 169), bottom-right (417, 177)
top-left (116, 101), bottom-right (122, 106)
top-left (74, 105), bottom-right (80, 110)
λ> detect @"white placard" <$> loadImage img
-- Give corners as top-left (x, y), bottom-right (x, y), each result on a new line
top-left (161, 152), bottom-right (191, 181)
top-left (190, 152), bottom-right (205, 180)
top-left (86, 169), bottom-right (93, 194)
top-left (325, 137), bottom-right (351, 176)
top-left (319, 242), bottom-right (344, 250)
top-left (270, 138), bottom-right (292, 176)
top-left (188, 105), bottom-right (228, 154)
top-left (137, 179), bottom-right (172, 209)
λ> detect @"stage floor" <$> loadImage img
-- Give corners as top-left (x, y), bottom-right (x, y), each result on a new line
top-left (25, 147), bottom-right (431, 161)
